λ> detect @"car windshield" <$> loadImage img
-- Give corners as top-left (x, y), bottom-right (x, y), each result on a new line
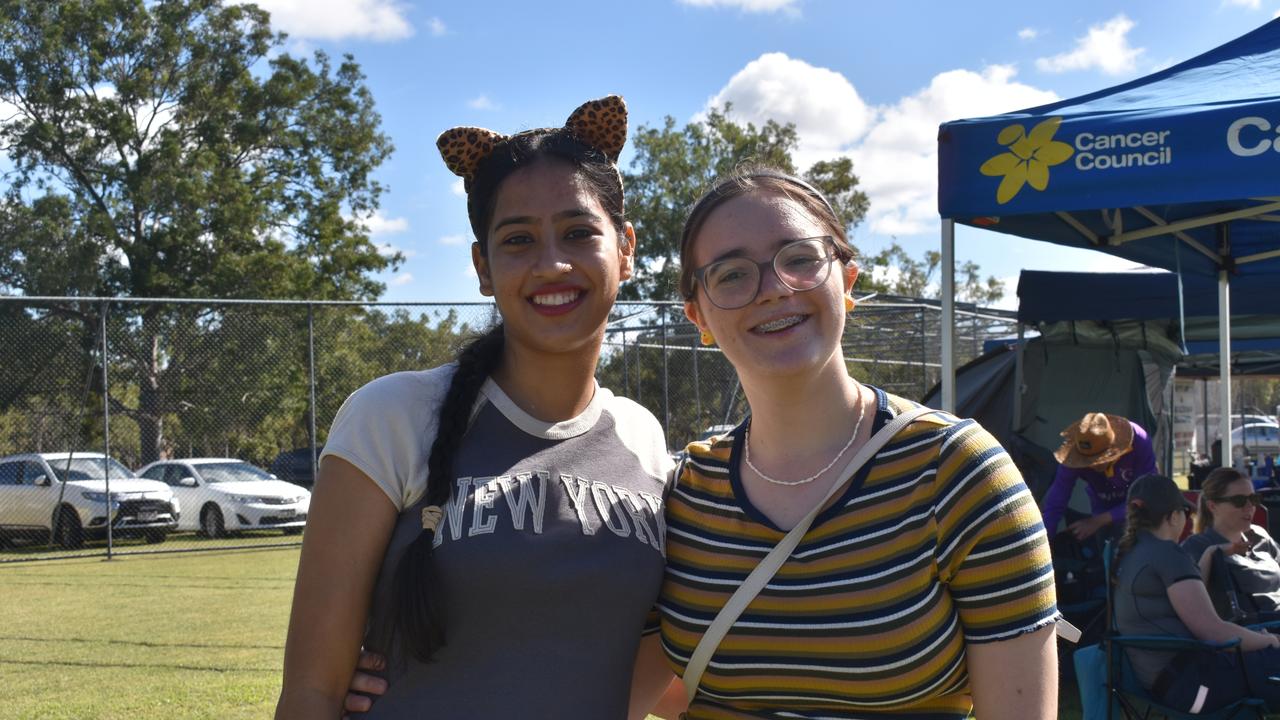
top-left (197, 462), bottom-right (273, 484)
top-left (48, 457), bottom-right (136, 482)
top-left (1241, 425), bottom-right (1280, 442)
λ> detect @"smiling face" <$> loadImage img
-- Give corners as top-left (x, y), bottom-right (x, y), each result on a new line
top-left (473, 159), bottom-right (634, 361)
top-left (683, 190), bottom-right (857, 383)
top-left (1209, 477), bottom-right (1257, 534)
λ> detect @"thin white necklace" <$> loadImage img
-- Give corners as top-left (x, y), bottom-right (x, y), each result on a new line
top-left (744, 391), bottom-right (866, 487)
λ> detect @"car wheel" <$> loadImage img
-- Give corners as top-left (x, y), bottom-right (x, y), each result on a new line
top-left (144, 530), bottom-right (166, 544)
top-left (54, 508), bottom-right (84, 550)
top-left (201, 505), bottom-right (225, 539)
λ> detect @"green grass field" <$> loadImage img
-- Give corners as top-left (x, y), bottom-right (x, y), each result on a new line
top-left (0, 546), bottom-right (1086, 719)
top-left (0, 547), bottom-right (297, 720)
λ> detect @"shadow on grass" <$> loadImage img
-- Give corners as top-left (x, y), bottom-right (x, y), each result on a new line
top-left (0, 658), bottom-right (277, 673)
top-left (0, 539), bottom-right (302, 566)
top-left (0, 634), bottom-right (282, 651)
top-left (0, 578), bottom-right (294, 590)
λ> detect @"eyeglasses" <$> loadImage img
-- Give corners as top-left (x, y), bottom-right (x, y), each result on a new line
top-left (691, 237), bottom-right (838, 310)
top-left (1213, 493), bottom-right (1263, 508)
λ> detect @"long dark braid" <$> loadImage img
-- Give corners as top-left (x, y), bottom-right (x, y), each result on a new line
top-left (385, 324), bottom-right (505, 662)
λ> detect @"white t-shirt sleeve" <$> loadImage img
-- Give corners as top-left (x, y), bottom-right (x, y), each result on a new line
top-left (319, 364), bottom-right (456, 511)
top-left (604, 391), bottom-right (674, 483)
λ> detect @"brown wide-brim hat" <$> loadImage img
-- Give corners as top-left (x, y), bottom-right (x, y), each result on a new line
top-left (1054, 412), bottom-right (1135, 469)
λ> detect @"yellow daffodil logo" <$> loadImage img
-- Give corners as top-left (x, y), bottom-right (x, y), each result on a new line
top-left (980, 117), bottom-right (1074, 204)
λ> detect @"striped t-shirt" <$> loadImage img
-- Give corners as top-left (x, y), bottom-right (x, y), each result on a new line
top-left (659, 388), bottom-right (1058, 719)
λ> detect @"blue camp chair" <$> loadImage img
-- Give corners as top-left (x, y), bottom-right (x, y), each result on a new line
top-left (1102, 540), bottom-right (1268, 720)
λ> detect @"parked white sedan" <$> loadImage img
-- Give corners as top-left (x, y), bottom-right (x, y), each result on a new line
top-left (136, 458), bottom-right (310, 537)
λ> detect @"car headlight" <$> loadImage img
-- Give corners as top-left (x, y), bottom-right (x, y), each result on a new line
top-left (232, 495), bottom-right (269, 504)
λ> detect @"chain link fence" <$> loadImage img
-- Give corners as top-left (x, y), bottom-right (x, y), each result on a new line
top-left (0, 295), bottom-right (1014, 562)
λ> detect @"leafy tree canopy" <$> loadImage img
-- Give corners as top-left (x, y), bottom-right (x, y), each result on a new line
top-left (0, 0), bottom-right (396, 301)
top-left (0, 0), bottom-right (398, 463)
top-left (863, 243), bottom-right (1006, 306)
top-left (622, 106), bottom-right (869, 301)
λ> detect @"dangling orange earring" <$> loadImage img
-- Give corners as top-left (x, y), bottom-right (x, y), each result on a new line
top-left (700, 330), bottom-right (715, 346)
top-left (844, 294), bottom-right (856, 312)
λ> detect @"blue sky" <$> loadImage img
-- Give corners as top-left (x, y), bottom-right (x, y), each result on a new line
top-left (247, 0), bottom-right (1280, 307)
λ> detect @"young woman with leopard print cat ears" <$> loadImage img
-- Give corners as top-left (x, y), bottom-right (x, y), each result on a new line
top-left (275, 96), bottom-right (677, 720)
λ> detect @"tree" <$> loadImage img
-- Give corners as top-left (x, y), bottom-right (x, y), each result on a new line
top-left (622, 106), bottom-right (869, 301)
top-left (862, 243), bottom-right (1006, 305)
top-left (0, 0), bottom-right (396, 463)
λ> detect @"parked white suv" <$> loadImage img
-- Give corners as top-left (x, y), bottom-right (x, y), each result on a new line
top-left (136, 458), bottom-right (310, 537)
top-left (0, 452), bottom-right (179, 548)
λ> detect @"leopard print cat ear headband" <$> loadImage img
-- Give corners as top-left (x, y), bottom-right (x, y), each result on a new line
top-left (436, 95), bottom-right (628, 190)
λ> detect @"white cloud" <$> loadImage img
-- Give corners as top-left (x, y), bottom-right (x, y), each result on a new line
top-left (1035, 14), bottom-right (1144, 76)
top-left (1224, 0), bottom-right (1261, 8)
top-left (427, 17), bottom-right (447, 36)
top-left (1275, 7), bottom-right (1280, 16)
top-left (451, 179), bottom-right (466, 197)
top-left (440, 234), bottom-right (468, 246)
top-left (235, 0), bottom-right (413, 41)
top-left (1018, 27), bottom-right (1038, 40)
top-left (390, 272), bottom-right (414, 286)
top-left (362, 211), bottom-right (409, 236)
top-left (468, 95), bottom-right (499, 110)
top-left (852, 64), bottom-right (1059, 236)
top-left (704, 55), bottom-right (1058, 239)
top-left (677, 0), bottom-right (799, 13)
top-left (704, 52), bottom-right (873, 164)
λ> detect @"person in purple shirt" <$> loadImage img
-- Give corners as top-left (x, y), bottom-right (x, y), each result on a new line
top-left (1041, 412), bottom-right (1157, 540)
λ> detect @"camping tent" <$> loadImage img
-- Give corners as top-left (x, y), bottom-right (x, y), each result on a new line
top-left (937, 18), bottom-right (1280, 464)
top-left (924, 268), bottom-right (1280, 498)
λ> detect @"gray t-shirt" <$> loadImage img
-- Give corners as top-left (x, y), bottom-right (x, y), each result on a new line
top-left (1114, 530), bottom-right (1201, 689)
top-left (322, 368), bottom-right (671, 719)
top-left (1183, 525), bottom-right (1280, 614)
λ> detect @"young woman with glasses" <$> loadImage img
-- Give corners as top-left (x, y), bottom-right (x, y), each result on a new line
top-left (1183, 467), bottom-right (1280, 618)
top-left (653, 166), bottom-right (1059, 719)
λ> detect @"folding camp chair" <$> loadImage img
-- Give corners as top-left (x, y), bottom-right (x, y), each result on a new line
top-left (1102, 540), bottom-right (1268, 720)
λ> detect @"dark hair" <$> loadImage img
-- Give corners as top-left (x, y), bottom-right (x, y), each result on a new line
top-left (467, 128), bottom-right (626, 248)
top-left (386, 126), bottom-right (626, 664)
top-left (1196, 466), bottom-right (1250, 533)
top-left (1112, 489), bottom-right (1180, 584)
top-left (678, 164), bottom-right (854, 301)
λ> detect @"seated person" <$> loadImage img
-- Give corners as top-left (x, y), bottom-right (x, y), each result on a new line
top-left (1113, 474), bottom-right (1280, 713)
top-left (1042, 413), bottom-right (1156, 541)
top-left (1183, 467), bottom-right (1280, 621)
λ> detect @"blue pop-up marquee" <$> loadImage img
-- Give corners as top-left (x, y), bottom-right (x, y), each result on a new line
top-left (936, 19), bottom-right (1280, 462)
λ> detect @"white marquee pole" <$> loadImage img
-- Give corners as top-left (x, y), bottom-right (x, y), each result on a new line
top-left (941, 219), bottom-right (956, 413)
top-left (1219, 269), bottom-right (1232, 468)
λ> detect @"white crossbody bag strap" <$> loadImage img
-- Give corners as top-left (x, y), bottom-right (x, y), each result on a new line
top-left (681, 405), bottom-right (936, 705)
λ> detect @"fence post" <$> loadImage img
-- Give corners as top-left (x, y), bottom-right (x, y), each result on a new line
top-left (101, 300), bottom-right (113, 560)
top-left (661, 306), bottom-right (669, 448)
top-left (920, 307), bottom-right (927, 401)
top-left (692, 332), bottom-right (702, 430)
top-left (307, 304), bottom-right (318, 488)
